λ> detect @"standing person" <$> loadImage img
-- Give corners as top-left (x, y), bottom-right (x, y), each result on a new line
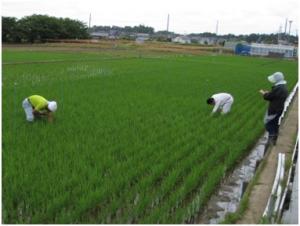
top-left (259, 72), bottom-right (288, 145)
top-left (207, 93), bottom-right (234, 115)
top-left (22, 95), bottom-right (57, 122)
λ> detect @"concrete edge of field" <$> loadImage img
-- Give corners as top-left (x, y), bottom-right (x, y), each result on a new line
top-left (235, 92), bottom-right (298, 224)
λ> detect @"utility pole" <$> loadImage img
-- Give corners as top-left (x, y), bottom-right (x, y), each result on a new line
top-left (166, 14), bottom-right (170, 32)
top-left (278, 25), bottom-right (282, 44)
top-left (89, 13), bottom-right (91, 29)
top-left (288, 20), bottom-right (292, 35)
top-left (288, 20), bottom-right (292, 44)
top-left (284, 18), bottom-right (288, 34)
top-left (215, 20), bottom-right (219, 35)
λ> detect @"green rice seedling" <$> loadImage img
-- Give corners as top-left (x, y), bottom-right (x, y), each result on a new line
top-left (2, 47), bottom-right (297, 223)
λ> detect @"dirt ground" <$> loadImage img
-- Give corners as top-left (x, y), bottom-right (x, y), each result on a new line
top-left (2, 41), bottom-right (225, 55)
top-left (237, 92), bottom-right (298, 224)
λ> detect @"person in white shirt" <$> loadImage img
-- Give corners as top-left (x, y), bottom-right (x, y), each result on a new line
top-left (207, 93), bottom-right (234, 115)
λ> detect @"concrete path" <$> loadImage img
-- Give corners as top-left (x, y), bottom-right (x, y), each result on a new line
top-left (237, 93), bottom-right (298, 224)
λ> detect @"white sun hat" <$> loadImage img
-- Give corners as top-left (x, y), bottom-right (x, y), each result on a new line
top-left (48, 101), bottom-right (57, 112)
top-left (268, 72), bottom-right (284, 83)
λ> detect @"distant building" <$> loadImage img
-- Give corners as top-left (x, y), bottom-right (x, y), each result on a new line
top-left (153, 31), bottom-right (175, 41)
top-left (90, 31), bottom-right (109, 39)
top-left (197, 37), bottom-right (217, 45)
top-left (224, 41), bottom-right (242, 51)
top-left (250, 43), bottom-right (296, 58)
top-left (90, 30), bottom-right (119, 39)
top-left (235, 43), bottom-right (251, 55)
top-left (189, 36), bottom-right (224, 45)
top-left (135, 33), bottom-right (150, 43)
top-left (233, 43), bottom-right (297, 58)
top-left (172, 36), bottom-right (191, 44)
top-left (278, 39), bottom-right (289, 45)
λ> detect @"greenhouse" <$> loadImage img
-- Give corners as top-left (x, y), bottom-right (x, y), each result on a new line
top-left (250, 43), bottom-right (296, 58)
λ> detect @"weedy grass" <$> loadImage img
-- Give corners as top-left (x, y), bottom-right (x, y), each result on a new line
top-left (2, 48), bottom-right (298, 223)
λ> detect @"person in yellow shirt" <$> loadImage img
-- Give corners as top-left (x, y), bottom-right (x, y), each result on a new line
top-left (22, 95), bottom-right (57, 122)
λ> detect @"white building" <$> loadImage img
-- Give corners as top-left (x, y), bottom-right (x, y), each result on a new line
top-left (135, 33), bottom-right (150, 44)
top-left (172, 36), bottom-right (191, 44)
top-left (250, 43), bottom-right (296, 58)
top-left (90, 32), bottom-right (109, 39)
top-left (197, 37), bottom-right (216, 45)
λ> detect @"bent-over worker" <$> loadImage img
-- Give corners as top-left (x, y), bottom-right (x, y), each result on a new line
top-left (207, 93), bottom-right (234, 115)
top-left (22, 95), bottom-right (57, 122)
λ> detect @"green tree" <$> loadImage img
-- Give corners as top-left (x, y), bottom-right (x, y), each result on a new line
top-left (2, 17), bottom-right (19, 42)
top-left (16, 14), bottom-right (89, 43)
top-left (60, 18), bottom-right (89, 39)
top-left (245, 33), bottom-right (260, 43)
top-left (132, 25), bottom-right (154, 34)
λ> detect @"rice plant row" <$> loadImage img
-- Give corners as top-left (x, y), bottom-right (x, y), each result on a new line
top-left (2, 49), bottom-right (298, 223)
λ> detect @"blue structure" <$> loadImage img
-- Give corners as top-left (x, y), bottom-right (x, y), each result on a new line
top-left (235, 43), bottom-right (251, 55)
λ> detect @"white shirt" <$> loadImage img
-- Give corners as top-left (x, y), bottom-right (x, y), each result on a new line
top-left (211, 93), bottom-right (233, 113)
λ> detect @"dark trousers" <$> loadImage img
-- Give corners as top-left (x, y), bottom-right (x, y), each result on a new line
top-left (265, 113), bottom-right (281, 143)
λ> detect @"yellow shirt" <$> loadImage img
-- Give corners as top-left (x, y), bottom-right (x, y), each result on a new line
top-left (28, 95), bottom-right (48, 111)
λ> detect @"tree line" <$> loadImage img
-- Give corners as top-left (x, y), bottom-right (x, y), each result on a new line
top-left (2, 14), bottom-right (298, 45)
top-left (2, 15), bottom-right (89, 43)
top-left (90, 25), bottom-right (154, 34)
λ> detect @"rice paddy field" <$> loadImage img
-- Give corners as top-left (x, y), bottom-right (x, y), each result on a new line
top-left (2, 44), bottom-right (298, 223)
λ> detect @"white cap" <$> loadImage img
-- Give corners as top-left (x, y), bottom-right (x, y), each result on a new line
top-left (48, 101), bottom-right (57, 112)
top-left (268, 72), bottom-right (284, 83)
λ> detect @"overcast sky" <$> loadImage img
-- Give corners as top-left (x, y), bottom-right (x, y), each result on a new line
top-left (1, 0), bottom-right (299, 35)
